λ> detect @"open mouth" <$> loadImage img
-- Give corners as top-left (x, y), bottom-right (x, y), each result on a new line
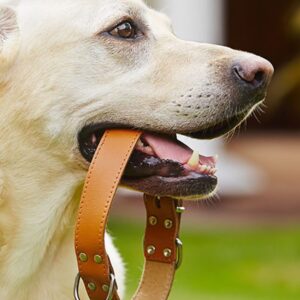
top-left (78, 126), bottom-right (219, 200)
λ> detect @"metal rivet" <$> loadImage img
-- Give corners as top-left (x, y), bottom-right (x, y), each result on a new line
top-left (88, 282), bottom-right (96, 291)
top-left (146, 245), bottom-right (156, 255)
top-left (163, 248), bottom-right (172, 258)
top-left (79, 252), bottom-right (88, 262)
top-left (164, 219), bottom-right (173, 229)
top-left (102, 284), bottom-right (109, 293)
top-left (94, 254), bottom-right (103, 264)
top-left (149, 216), bottom-right (157, 226)
top-left (176, 206), bottom-right (186, 214)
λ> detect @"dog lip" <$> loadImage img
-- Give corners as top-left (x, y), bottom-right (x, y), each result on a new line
top-left (122, 172), bottom-right (218, 199)
top-left (188, 111), bottom-right (249, 140)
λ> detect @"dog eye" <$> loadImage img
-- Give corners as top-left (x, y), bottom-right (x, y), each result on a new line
top-left (109, 21), bottom-right (141, 39)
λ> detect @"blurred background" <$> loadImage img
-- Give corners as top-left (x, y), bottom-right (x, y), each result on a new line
top-left (108, 1), bottom-right (300, 299)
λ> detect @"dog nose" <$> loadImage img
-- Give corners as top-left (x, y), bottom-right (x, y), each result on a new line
top-left (233, 55), bottom-right (274, 89)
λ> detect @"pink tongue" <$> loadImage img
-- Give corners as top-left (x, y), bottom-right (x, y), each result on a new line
top-left (143, 134), bottom-right (192, 164)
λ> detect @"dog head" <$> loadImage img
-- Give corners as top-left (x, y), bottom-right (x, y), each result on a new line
top-left (0, 0), bottom-right (273, 200)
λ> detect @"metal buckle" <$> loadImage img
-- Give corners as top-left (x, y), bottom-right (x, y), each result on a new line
top-left (73, 273), bottom-right (81, 300)
top-left (175, 202), bottom-right (184, 270)
top-left (176, 206), bottom-right (185, 214)
top-left (74, 273), bottom-right (116, 300)
top-left (175, 238), bottom-right (183, 270)
top-left (106, 273), bottom-right (116, 300)
top-left (176, 198), bottom-right (185, 214)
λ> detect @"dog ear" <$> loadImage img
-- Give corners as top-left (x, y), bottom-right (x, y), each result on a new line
top-left (0, 6), bottom-right (19, 67)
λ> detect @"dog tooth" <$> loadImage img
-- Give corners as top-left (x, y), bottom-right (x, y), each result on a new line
top-left (198, 165), bottom-right (204, 172)
top-left (206, 166), bottom-right (214, 175)
top-left (137, 139), bottom-right (144, 148)
top-left (199, 165), bottom-right (207, 173)
top-left (206, 166), bottom-right (212, 174)
top-left (144, 146), bottom-right (155, 155)
top-left (187, 150), bottom-right (199, 169)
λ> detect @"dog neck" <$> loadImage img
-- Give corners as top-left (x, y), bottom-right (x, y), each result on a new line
top-left (0, 128), bottom-right (86, 299)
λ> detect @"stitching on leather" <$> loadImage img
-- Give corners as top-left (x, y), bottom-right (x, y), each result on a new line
top-left (97, 132), bottom-right (140, 278)
top-left (133, 262), bottom-right (175, 300)
top-left (134, 198), bottom-right (177, 299)
top-left (74, 130), bottom-right (112, 299)
top-left (75, 130), bottom-right (110, 270)
top-left (161, 264), bottom-right (175, 299)
top-left (132, 262), bottom-right (148, 300)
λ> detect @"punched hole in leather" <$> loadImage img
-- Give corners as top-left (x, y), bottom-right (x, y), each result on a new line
top-left (74, 130), bottom-right (182, 300)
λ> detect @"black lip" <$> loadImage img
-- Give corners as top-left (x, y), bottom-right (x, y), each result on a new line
top-left (189, 111), bottom-right (248, 140)
top-left (125, 151), bottom-right (185, 179)
top-left (78, 124), bottom-right (106, 162)
top-left (122, 172), bottom-right (217, 198)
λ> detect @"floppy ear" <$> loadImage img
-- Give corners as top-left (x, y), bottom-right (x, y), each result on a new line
top-left (0, 6), bottom-right (19, 67)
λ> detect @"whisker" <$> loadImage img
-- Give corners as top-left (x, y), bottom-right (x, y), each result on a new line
top-left (253, 111), bottom-right (261, 123)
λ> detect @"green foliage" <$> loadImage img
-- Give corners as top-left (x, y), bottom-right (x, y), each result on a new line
top-left (108, 219), bottom-right (300, 300)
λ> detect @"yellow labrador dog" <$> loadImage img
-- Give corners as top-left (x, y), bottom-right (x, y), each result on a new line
top-left (0, 0), bottom-right (273, 299)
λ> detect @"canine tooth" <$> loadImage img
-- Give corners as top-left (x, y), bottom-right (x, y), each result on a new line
top-left (187, 150), bottom-right (199, 169)
top-left (137, 139), bottom-right (144, 148)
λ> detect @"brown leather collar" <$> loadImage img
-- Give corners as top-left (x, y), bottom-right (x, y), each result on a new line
top-left (74, 130), bottom-right (183, 300)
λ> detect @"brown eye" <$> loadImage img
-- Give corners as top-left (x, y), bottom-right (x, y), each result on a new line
top-left (109, 21), bottom-right (139, 39)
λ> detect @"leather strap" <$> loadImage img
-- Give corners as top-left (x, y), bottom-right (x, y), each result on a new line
top-left (133, 195), bottom-right (182, 300)
top-left (75, 129), bottom-right (182, 300)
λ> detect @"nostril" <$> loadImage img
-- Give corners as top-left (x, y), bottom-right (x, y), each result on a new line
top-left (233, 65), bottom-right (266, 87)
top-left (254, 71), bottom-right (264, 84)
top-left (233, 66), bottom-right (244, 81)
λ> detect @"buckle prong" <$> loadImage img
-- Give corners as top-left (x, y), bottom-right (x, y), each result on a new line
top-left (106, 273), bottom-right (116, 300)
top-left (175, 238), bottom-right (183, 270)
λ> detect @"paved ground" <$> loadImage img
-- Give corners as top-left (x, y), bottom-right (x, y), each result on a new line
top-left (111, 132), bottom-right (300, 227)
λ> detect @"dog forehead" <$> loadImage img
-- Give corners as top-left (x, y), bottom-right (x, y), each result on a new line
top-left (14, 0), bottom-right (149, 36)
top-left (11, 0), bottom-right (170, 49)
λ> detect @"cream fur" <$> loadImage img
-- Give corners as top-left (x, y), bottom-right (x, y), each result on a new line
top-left (0, 0), bottom-right (269, 299)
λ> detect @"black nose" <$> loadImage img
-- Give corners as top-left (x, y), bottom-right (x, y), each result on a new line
top-left (233, 55), bottom-right (274, 89)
